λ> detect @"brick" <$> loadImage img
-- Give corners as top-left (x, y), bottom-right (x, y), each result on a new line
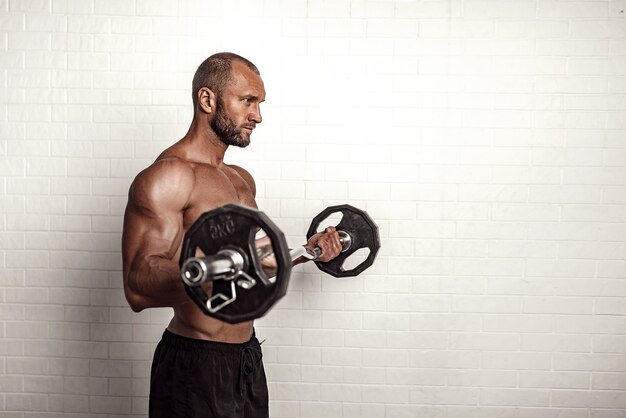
top-left (0, 87), bottom-right (24, 105)
top-left (307, 0), bottom-right (350, 18)
top-left (552, 389), bottom-right (626, 408)
top-left (264, 0), bottom-right (307, 17)
top-left (7, 357), bottom-right (49, 375)
top-left (556, 317), bottom-right (626, 336)
top-left (483, 352), bottom-right (553, 371)
top-left (6, 393), bottom-right (48, 412)
top-left (480, 388), bottom-right (550, 407)
top-left (268, 400), bottom-right (300, 418)
top-left (411, 386), bottom-right (480, 405)
top-left (483, 314), bottom-right (554, 333)
top-left (94, 0), bottom-right (134, 15)
top-left (396, 1), bottom-right (454, 19)
top-left (322, 311), bottom-right (362, 330)
top-left (387, 405), bottom-right (446, 417)
top-left (26, 14), bottom-right (66, 33)
top-left (275, 382), bottom-right (320, 401)
top-left (593, 343), bottom-right (622, 370)
top-left (64, 341), bottom-right (108, 360)
top-left (8, 32), bottom-right (51, 50)
top-left (496, 20), bottom-right (569, 38)
top-left (537, 1), bottom-right (608, 18)
top-left (93, 71), bottom-right (133, 89)
top-left (489, 241), bottom-right (557, 259)
top-left (111, 16), bottom-right (152, 34)
top-left (452, 296), bottom-right (521, 314)
top-left (535, 75), bottom-right (607, 94)
top-left (526, 260), bottom-right (595, 278)
top-left (67, 16), bottom-right (109, 34)
top-left (456, 221), bottom-right (526, 240)
top-left (530, 185), bottom-right (600, 204)
top-left (593, 372), bottom-right (626, 390)
top-left (367, 19), bottom-right (418, 38)
top-left (343, 366), bottom-right (385, 385)
top-left (0, 12), bottom-right (25, 31)
top-left (320, 384), bottom-right (361, 402)
top-left (265, 363), bottom-right (301, 383)
top-left (278, 310), bottom-right (321, 328)
top-left (89, 395), bottom-right (131, 414)
top-left (447, 370), bottom-right (517, 388)
top-left (361, 384), bottom-right (409, 404)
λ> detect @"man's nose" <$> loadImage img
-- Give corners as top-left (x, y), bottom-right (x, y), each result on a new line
top-left (249, 104), bottom-right (262, 124)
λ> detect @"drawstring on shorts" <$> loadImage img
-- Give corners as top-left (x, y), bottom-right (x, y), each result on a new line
top-left (239, 338), bottom-right (263, 396)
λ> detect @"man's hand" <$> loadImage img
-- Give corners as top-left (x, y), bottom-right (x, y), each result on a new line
top-left (255, 226), bottom-right (343, 269)
top-left (304, 226), bottom-right (343, 262)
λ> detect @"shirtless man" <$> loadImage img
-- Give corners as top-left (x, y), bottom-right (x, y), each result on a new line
top-left (121, 52), bottom-right (342, 418)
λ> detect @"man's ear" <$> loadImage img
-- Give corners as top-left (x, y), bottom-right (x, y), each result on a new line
top-left (197, 87), bottom-right (216, 114)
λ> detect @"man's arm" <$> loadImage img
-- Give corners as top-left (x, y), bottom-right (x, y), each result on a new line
top-left (121, 159), bottom-right (195, 312)
top-left (255, 227), bottom-right (342, 276)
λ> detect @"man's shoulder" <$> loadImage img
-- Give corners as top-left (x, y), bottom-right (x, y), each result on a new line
top-left (137, 156), bottom-right (194, 184)
top-left (129, 157), bottom-right (196, 208)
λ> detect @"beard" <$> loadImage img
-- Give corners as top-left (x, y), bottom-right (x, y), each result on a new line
top-left (211, 98), bottom-right (250, 148)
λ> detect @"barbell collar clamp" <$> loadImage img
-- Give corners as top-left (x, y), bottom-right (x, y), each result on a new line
top-left (181, 248), bottom-right (246, 286)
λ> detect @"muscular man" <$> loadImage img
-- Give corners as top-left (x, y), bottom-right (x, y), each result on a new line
top-left (121, 52), bottom-right (342, 418)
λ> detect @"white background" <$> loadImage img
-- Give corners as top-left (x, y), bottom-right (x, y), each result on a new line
top-left (1, 0), bottom-right (626, 417)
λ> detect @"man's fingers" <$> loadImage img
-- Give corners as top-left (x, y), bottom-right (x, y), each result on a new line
top-left (314, 227), bottom-right (342, 262)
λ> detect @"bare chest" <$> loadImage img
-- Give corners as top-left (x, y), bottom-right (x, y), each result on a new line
top-left (183, 166), bottom-right (256, 228)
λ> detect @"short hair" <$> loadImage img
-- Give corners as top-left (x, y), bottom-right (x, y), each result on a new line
top-left (191, 52), bottom-right (260, 110)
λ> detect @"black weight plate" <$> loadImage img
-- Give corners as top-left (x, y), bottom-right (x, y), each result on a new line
top-left (306, 204), bottom-right (380, 277)
top-left (180, 204), bottom-right (291, 323)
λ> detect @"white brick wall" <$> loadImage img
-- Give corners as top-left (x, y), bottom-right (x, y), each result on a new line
top-left (1, 0), bottom-right (625, 416)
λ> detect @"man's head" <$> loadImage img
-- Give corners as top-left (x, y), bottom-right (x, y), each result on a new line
top-left (192, 53), bottom-right (265, 148)
top-left (192, 52), bottom-right (260, 109)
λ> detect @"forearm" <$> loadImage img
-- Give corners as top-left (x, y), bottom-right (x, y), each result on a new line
top-left (292, 255), bottom-right (310, 266)
top-left (124, 255), bottom-right (192, 311)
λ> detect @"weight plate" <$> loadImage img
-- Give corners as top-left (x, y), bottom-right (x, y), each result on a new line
top-left (306, 204), bottom-right (380, 277)
top-left (180, 204), bottom-right (291, 323)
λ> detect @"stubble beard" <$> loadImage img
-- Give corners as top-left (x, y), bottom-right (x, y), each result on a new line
top-left (211, 98), bottom-right (250, 148)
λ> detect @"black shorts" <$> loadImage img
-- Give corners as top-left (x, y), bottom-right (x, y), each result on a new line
top-left (149, 329), bottom-right (268, 418)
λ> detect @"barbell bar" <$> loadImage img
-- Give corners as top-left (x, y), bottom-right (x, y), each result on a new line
top-left (179, 204), bottom-right (380, 323)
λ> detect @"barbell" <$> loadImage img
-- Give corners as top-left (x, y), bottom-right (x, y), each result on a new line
top-left (179, 204), bottom-right (380, 323)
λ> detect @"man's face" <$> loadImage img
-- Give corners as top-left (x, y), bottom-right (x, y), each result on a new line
top-left (212, 61), bottom-right (266, 148)
top-left (211, 97), bottom-right (248, 147)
